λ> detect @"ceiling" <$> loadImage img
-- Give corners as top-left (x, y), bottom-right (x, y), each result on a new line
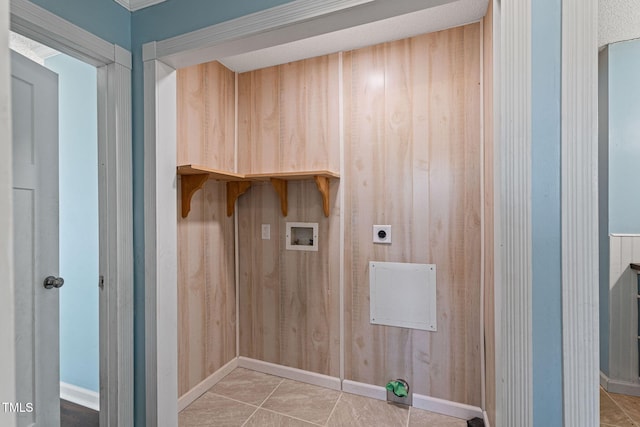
top-left (9, 32), bottom-right (59, 65)
top-left (218, 0), bottom-right (488, 72)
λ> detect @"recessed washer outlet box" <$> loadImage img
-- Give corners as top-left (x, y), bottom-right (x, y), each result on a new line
top-left (373, 225), bottom-right (391, 244)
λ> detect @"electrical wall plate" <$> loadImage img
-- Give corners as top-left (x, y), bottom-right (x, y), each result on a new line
top-left (373, 225), bottom-right (391, 244)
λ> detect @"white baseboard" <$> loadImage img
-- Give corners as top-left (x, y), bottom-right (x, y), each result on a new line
top-left (341, 379), bottom-right (386, 401)
top-left (600, 371), bottom-right (608, 389)
top-left (340, 378), bottom-right (482, 421)
top-left (60, 382), bottom-right (99, 411)
top-left (178, 358), bottom-right (238, 412)
top-left (600, 371), bottom-right (640, 397)
top-left (237, 357), bottom-right (341, 391)
top-left (483, 410), bottom-right (491, 427)
top-left (412, 393), bottom-right (482, 420)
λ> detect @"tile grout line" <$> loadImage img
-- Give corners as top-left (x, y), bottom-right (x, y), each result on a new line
top-left (406, 405), bottom-right (411, 427)
top-left (240, 378), bottom-right (285, 427)
top-left (207, 392), bottom-right (260, 409)
top-left (259, 407), bottom-right (325, 427)
top-left (606, 390), bottom-right (638, 426)
top-left (323, 391), bottom-right (343, 426)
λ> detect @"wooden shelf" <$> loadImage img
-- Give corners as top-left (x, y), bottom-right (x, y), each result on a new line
top-left (177, 165), bottom-right (339, 218)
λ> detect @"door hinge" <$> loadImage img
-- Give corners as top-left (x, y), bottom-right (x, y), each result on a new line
top-left (99, 275), bottom-right (105, 290)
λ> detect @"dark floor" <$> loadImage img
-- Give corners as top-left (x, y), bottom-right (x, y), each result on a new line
top-left (60, 399), bottom-right (99, 427)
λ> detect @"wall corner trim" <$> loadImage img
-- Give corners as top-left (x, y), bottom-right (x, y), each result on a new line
top-left (496, 0), bottom-right (533, 425)
top-left (177, 359), bottom-right (238, 412)
top-left (561, 0), bottom-right (599, 424)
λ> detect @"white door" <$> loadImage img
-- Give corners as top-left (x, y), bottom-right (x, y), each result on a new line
top-left (11, 50), bottom-right (60, 427)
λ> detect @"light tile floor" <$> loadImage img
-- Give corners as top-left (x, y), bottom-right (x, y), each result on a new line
top-left (179, 368), bottom-right (469, 427)
top-left (601, 387), bottom-right (640, 427)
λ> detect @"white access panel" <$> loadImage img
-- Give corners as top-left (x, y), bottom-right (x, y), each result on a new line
top-left (369, 261), bottom-right (436, 331)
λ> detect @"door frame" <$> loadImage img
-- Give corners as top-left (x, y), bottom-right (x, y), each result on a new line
top-left (143, 1), bottom-right (482, 424)
top-left (8, 0), bottom-right (134, 425)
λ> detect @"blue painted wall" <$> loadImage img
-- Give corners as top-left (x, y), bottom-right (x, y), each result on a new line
top-left (608, 39), bottom-right (640, 234)
top-left (45, 54), bottom-right (99, 393)
top-left (29, 0), bottom-right (131, 50)
top-left (531, 0), bottom-right (563, 425)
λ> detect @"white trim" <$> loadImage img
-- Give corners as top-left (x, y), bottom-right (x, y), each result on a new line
top-left (600, 372), bottom-right (640, 397)
top-left (609, 233), bottom-right (640, 237)
top-left (237, 357), bottom-right (341, 391)
top-left (561, 0), bottom-right (599, 425)
top-left (146, 0), bottom-right (373, 63)
top-left (10, 0), bottom-right (114, 66)
top-left (338, 51), bottom-right (345, 383)
top-left (600, 370), bottom-right (608, 389)
top-left (234, 71), bottom-right (240, 358)
top-left (413, 393), bottom-right (483, 421)
top-left (97, 58), bottom-right (134, 427)
top-left (491, 2), bottom-right (500, 426)
top-left (483, 410), bottom-right (491, 427)
top-left (479, 16), bottom-right (486, 414)
top-left (143, 0), bottom-right (481, 69)
top-left (341, 379), bottom-right (481, 421)
top-left (10, 2), bottom-right (134, 426)
top-left (496, 0), bottom-right (532, 425)
top-left (0, 0), bottom-right (15, 425)
top-left (341, 380), bottom-right (386, 401)
top-left (113, 0), bottom-right (167, 12)
top-left (144, 59), bottom-right (178, 427)
top-left (177, 359), bottom-right (238, 412)
top-left (60, 382), bottom-right (100, 412)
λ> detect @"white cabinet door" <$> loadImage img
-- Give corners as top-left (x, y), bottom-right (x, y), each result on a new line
top-left (11, 50), bottom-right (60, 427)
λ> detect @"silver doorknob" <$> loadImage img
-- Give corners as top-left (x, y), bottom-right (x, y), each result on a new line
top-left (43, 276), bottom-right (64, 289)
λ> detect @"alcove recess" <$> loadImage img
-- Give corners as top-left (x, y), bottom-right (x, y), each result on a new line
top-left (177, 164), bottom-right (339, 218)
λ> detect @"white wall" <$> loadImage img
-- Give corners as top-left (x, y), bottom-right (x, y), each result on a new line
top-left (599, 0), bottom-right (640, 47)
top-left (0, 0), bottom-right (17, 425)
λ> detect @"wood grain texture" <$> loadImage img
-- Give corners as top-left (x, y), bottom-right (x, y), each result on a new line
top-left (237, 55), bottom-right (340, 174)
top-left (177, 61), bottom-right (235, 170)
top-left (176, 60), bottom-right (237, 397)
top-left (238, 180), bottom-right (341, 377)
top-left (343, 24), bottom-right (482, 406)
top-left (177, 179), bottom-right (237, 397)
top-left (482, 2), bottom-right (496, 423)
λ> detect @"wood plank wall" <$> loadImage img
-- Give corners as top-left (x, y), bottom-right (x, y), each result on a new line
top-left (343, 24), bottom-right (482, 405)
top-left (237, 54), bottom-right (340, 173)
top-left (236, 55), bottom-right (341, 376)
top-left (237, 181), bottom-right (341, 376)
top-left (483, 2), bottom-right (496, 423)
top-left (176, 61), bottom-right (237, 396)
top-left (176, 22), bottom-right (487, 407)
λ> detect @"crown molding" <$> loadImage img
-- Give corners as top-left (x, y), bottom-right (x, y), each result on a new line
top-left (113, 0), bottom-right (167, 12)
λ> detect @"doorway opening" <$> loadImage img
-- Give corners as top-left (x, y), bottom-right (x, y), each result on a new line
top-left (10, 32), bottom-right (100, 427)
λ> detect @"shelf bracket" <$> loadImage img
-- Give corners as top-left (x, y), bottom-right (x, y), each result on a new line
top-left (270, 178), bottom-right (288, 216)
top-left (226, 181), bottom-right (252, 216)
top-left (180, 174), bottom-right (209, 218)
top-left (314, 176), bottom-right (331, 217)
